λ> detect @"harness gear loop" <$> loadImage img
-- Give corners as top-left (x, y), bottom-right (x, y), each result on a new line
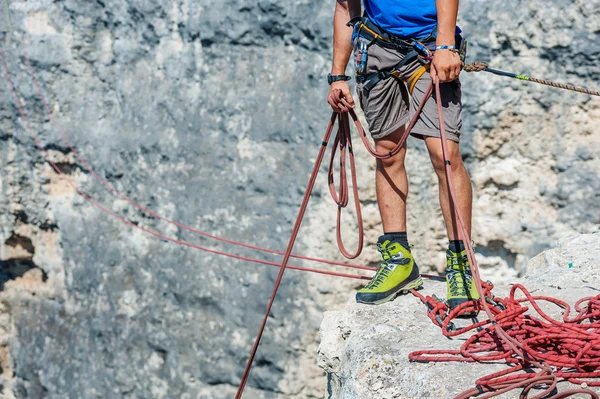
top-left (407, 64), bottom-right (430, 95)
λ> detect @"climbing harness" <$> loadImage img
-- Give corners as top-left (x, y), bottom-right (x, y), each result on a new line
top-left (349, 16), bottom-right (436, 94)
top-left (2, 33), bottom-right (600, 399)
top-left (349, 16), bottom-right (468, 95)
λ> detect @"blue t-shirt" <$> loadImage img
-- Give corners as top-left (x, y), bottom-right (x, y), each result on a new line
top-left (364, 0), bottom-right (438, 39)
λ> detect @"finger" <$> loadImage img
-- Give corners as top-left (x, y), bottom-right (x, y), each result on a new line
top-left (430, 65), bottom-right (438, 82)
top-left (327, 93), bottom-right (335, 108)
top-left (438, 69), bottom-right (447, 83)
top-left (330, 90), bottom-right (341, 107)
top-left (339, 96), bottom-right (349, 111)
top-left (332, 88), bottom-right (349, 112)
top-left (343, 92), bottom-right (355, 107)
top-left (331, 88), bottom-right (340, 102)
top-left (443, 69), bottom-right (451, 82)
top-left (333, 88), bottom-right (342, 97)
top-left (334, 90), bottom-right (347, 112)
top-left (328, 93), bottom-right (341, 112)
top-left (340, 97), bottom-right (352, 112)
top-left (450, 64), bottom-right (458, 81)
top-left (448, 69), bottom-right (456, 82)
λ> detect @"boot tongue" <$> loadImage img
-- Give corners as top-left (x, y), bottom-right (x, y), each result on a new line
top-left (377, 239), bottom-right (397, 261)
top-left (447, 250), bottom-right (466, 270)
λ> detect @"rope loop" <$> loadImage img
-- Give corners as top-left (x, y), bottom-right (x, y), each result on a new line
top-left (327, 112), bottom-right (364, 259)
top-left (462, 61), bottom-right (489, 72)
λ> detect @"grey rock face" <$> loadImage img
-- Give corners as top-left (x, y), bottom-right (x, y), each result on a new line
top-left (0, 0), bottom-right (598, 398)
top-left (1, 1), bottom-right (338, 398)
top-left (318, 233), bottom-right (600, 399)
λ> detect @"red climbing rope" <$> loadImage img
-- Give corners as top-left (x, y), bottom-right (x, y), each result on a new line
top-left (410, 283), bottom-right (600, 399)
top-left (0, 46), bottom-right (376, 284)
top-left (1, 40), bottom-right (446, 284)
top-left (14, 43), bottom-right (378, 272)
top-left (327, 112), bottom-right (364, 259)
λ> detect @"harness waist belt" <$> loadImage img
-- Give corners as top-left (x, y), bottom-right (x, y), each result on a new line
top-left (349, 16), bottom-right (438, 93)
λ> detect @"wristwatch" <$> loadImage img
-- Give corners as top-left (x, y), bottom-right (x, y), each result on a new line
top-left (327, 74), bottom-right (351, 85)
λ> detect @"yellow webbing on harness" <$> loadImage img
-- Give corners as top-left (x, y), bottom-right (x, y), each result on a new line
top-left (406, 64), bottom-right (430, 95)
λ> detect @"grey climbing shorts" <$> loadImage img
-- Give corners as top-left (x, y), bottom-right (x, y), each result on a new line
top-left (355, 40), bottom-right (463, 142)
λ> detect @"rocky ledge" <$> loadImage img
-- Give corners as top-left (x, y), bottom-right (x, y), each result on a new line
top-left (318, 233), bottom-right (600, 399)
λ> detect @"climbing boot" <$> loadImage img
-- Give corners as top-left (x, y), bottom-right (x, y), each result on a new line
top-left (356, 237), bottom-right (423, 305)
top-left (445, 249), bottom-right (480, 316)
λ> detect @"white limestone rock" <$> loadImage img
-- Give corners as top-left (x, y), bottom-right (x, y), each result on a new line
top-left (318, 233), bottom-right (600, 398)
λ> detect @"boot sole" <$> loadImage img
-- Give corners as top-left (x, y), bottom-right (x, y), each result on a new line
top-left (356, 277), bottom-right (424, 306)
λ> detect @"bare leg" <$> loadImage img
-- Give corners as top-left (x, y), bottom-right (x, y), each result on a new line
top-left (425, 137), bottom-right (472, 240)
top-left (375, 126), bottom-right (409, 233)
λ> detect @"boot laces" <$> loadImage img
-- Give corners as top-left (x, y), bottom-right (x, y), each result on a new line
top-left (377, 243), bottom-right (409, 263)
top-left (366, 264), bottom-right (392, 289)
top-left (449, 253), bottom-right (469, 267)
top-left (376, 243), bottom-right (394, 261)
top-left (366, 243), bottom-right (409, 289)
top-left (447, 268), bottom-right (468, 297)
top-left (448, 252), bottom-right (471, 297)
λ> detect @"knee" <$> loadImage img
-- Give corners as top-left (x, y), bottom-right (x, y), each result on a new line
top-left (375, 141), bottom-right (406, 170)
top-left (430, 147), bottom-right (463, 175)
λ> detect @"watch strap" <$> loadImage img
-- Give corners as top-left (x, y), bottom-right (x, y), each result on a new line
top-left (328, 74), bottom-right (351, 85)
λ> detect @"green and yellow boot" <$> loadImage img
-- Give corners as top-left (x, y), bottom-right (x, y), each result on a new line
top-left (356, 237), bottom-right (423, 305)
top-left (446, 248), bottom-right (480, 316)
